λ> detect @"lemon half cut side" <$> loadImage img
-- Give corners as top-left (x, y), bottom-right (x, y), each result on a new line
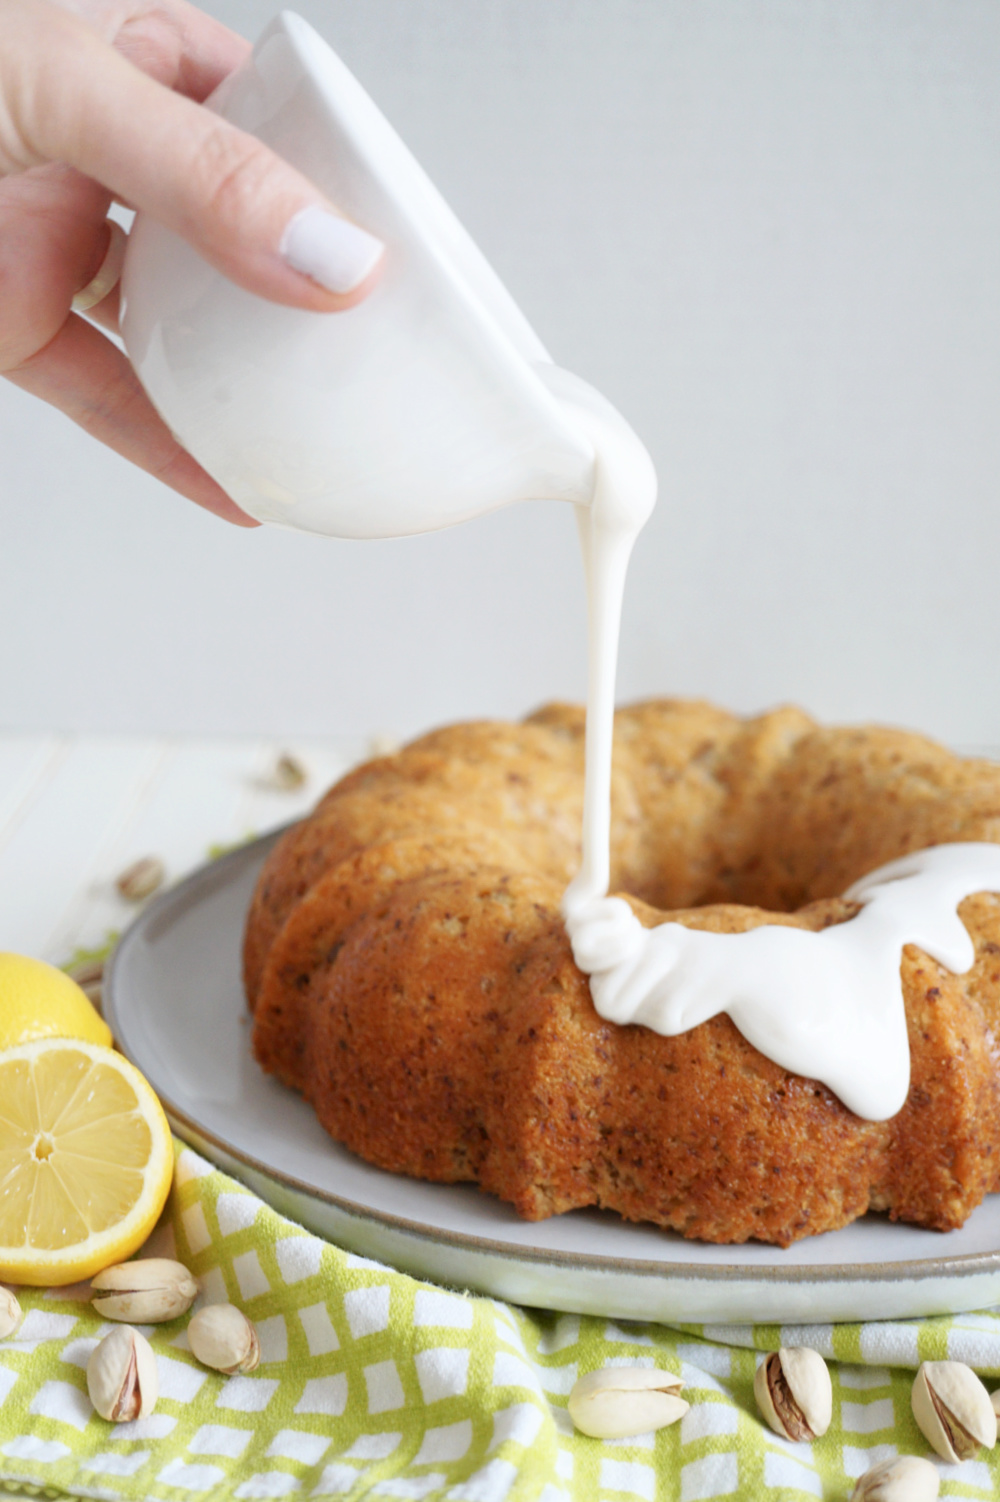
top-left (0, 1038), bottom-right (173, 1286)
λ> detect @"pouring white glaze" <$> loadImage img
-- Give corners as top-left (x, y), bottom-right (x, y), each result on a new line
top-left (554, 371), bottom-right (1000, 1123)
top-left (122, 14), bottom-right (1000, 1127)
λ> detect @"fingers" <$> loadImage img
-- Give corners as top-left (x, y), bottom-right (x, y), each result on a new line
top-left (103, 0), bottom-right (251, 101)
top-left (46, 0), bottom-right (250, 100)
top-left (4, 311), bottom-right (258, 526)
top-left (2, 0), bottom-right (384, 310)
top-left (0, 163), bottom-right (114, 370)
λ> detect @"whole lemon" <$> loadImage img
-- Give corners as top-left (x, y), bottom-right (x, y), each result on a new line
top-left (0, 951), bottom-right (112, 1049)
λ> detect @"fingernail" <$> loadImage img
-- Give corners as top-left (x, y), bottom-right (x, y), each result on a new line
top-left (280, 205), bottom-right (384, 294)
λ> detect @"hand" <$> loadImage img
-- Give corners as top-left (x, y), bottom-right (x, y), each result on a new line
top-left (0, 0), bottom-right (384, 525)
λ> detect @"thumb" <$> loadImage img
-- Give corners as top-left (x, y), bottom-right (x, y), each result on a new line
top-left (4, 2), bottom-right (384, 311)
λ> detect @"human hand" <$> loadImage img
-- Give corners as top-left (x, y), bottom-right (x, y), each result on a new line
top-left (0, 0), bottom-right (384, 525)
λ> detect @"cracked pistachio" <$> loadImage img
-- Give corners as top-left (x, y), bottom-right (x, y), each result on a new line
top-left (87, 1325), bottom-right (158, 1422)
top-left (272, 753), bottom-right (307, 791)
top-left (116, 856), bottom-right (165, 903)
top-left (0, 1287), bottom-right (22, 1340)
top-left (850, 1455), bottom-right (940, 1501)
top-left (568, 1366), bottom-right (687, 1439)
top-left (188, 1304), bottom-right (260, 1375)
top-left (911, 1360), bottom-right (996, 1463)
top-left (66, 958), bottom-right (104, 1011)
top-left (754, 1347), bottom-right (832, 1441)
top-left (368, 732), bottom-right (401, 759)
top-left (91, 1258), bottom-right (198, 1323)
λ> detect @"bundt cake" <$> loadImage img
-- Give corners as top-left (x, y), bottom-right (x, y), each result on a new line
top-left (244, 700), bottom-right (1000, 1248)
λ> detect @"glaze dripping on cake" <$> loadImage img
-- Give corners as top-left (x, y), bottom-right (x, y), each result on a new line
top-left (565, 843), bottom-right (1000, 1121)
top-left (552, 370), bottom-right (1000, 1124)
top-left (246, 699), bottom-right (1000, 1244)
top-left (246, 370), bottom-right (1000, 1244)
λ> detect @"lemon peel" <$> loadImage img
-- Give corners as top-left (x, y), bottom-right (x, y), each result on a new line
top-left (0, 951), bottom-right (112, 1049)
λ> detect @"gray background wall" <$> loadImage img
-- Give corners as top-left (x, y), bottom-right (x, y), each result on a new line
top-left (2, 1), bottom-right (998, 746)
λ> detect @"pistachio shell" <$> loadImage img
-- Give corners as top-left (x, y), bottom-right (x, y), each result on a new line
top-left (912, 1361), bottom-right (996, 1463)
top-left (0, 1287), bottom-right (22, 1340)
top-left (87, 1325), bottom-right (158, 1422)
top-left (91, 1258), bottom-right (198, 1323)
top-left (188, 1304), bottom-right (260, 1375)
top-left (272, 754), bottom-right (307, 790)
top-left (850, 1455), bottom-right (939, 1500)
top-left (754, 1347), bottom-right (832, 1441)
top-left (115, 855), bottom-right (165, 902)
top-left (568, 1367), bottom-right (687, 1439)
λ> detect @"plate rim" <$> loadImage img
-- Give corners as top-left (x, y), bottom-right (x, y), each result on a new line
top-left (105, 829), bottom-right (1000, 1291)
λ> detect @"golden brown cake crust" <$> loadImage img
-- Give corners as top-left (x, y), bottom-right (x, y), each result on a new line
top-left (244, 700), bottom-right (1000, 1247)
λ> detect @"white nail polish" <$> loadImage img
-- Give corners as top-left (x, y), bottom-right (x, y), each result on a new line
top-left (280, 205), bottom-right (383, 294)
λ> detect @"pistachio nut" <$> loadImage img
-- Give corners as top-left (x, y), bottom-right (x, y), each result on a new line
top-left (368, 732), bottom-right (401, 759)
top-left (187, 1304), bottom-right (260, 1375)
top-left (91, 1258), bottom-right (198, 1323)
top-left (272, 753), bottom-right (307, 791)
top-left (991, 1387), bottom-right (1000, 1422)
top-left (568, 1366), bottom-right (688, 1439)
top-left (115, 855), bottom-right (165, 903)
top-left (66, 958), bottom-right (104, 1011)
top-left (754, 1347), bottom-right (832, 1441)
top-left (87, 1325), bottom-right (158, 1422)
top-left (0, 1287), bottom-right (22, 1340)
top-left (911, 1360), bottom-right (997, 1463)
top-left (850, 1455), bottom-right (940, 1501)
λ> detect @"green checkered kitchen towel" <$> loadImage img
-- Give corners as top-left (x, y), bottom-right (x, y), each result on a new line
top-left (2, 1142), bottom-right (1000, 1502)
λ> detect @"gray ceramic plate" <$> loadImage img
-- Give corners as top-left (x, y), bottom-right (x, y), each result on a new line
top-left (105, 832), bottom-right (1000, 1324)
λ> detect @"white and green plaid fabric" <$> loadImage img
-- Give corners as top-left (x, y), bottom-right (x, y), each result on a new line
top-left (2, 1143), bottom-right (1000, 1502)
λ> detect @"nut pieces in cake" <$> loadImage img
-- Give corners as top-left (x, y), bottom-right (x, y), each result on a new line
top-left (754, 1347), bottom-right (832, 1441)
top-left (567, 1367), bottom-right (687, 1438)
top-left (0, 1287), bottom-right (22, 1339)
top-left (911, 1360), bottom-right (997, 1462)
top-left (850, 1455), bottom-right (939, 1501)
top-left (87, 1325), bottom-right (158, 1422)
top-left (188, 1304), bottom-right (260, 1374)
top-left (91, 1258), bottom-right (198, 1323)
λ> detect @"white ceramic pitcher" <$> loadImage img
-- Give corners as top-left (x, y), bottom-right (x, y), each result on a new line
top-left (120, 11), bottom-right (600, 539)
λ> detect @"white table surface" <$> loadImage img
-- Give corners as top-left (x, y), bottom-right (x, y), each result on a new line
top-left (0, 731), bottom-right (384, 965)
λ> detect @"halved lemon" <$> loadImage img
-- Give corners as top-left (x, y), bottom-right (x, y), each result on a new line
top-left (0, 951), bottom-right (112, 1050)
top-left (0, 1038), bottom-right (173, 1286)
